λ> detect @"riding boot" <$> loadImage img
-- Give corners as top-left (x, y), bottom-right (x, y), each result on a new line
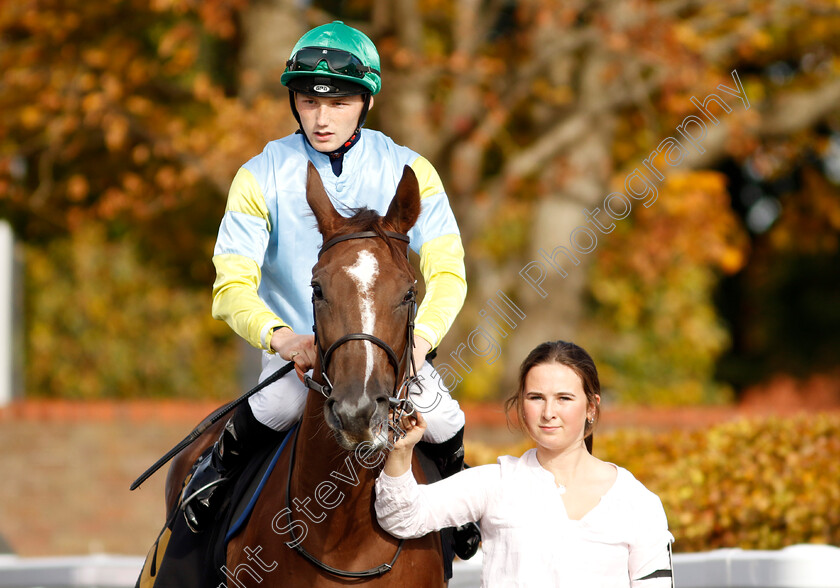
top-left (181, 402), bottom-right (282, 533)
top-left (417, 426), bottom-right (482, 560)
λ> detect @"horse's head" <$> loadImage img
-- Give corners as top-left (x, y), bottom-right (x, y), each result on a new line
top-left (305, 162), bottom-right (421, 451)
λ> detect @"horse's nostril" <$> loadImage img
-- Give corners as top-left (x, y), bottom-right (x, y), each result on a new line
top-left (325, 398), bottom-right (342, 427)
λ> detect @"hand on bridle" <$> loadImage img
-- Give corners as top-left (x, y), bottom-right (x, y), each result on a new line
top-left (389, 411), bottom-right (426, 452)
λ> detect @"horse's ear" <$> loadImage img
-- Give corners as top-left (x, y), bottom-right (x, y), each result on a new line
top-left (306, 161), bottom-right (342, 237)
top-left (384, 165), bottom-right (421, 234)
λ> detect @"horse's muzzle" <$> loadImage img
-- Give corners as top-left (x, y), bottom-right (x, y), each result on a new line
top-left (325, 392), bottom-right (390, 450)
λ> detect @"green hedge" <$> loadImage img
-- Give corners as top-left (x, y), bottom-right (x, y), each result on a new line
top-left (466, 413), bottom-right (840, 552)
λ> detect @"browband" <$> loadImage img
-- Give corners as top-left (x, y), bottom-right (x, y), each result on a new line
top-left (318, 230), bottom-right (409, 259)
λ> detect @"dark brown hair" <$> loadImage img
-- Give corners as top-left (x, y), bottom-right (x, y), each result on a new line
top-left (504, 340), bottom-right (601, 442)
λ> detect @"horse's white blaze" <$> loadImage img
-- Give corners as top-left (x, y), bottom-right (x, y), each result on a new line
top-left (345, 250), bottom-right (379, 391)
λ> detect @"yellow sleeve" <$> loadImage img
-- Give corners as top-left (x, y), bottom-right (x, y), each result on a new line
top-left (409, 156), bottom-right (467, 349)
top-left (212, 254), bottom-right (289, 351)
top-left (414, 233), bottom-right (467, 349)
top-left (225, 167), bottom-right (271, 221)
top-left (211, 168), bottom-right (287, 351)
top-left (411, 155), bottom-right (445, 202)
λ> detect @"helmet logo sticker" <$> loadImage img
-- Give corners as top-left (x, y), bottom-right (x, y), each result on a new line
top-left (314, 85), bottom-right (331, 93)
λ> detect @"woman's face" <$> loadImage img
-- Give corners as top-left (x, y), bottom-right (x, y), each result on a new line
top-left (522, 362), bottom-right (597, 454)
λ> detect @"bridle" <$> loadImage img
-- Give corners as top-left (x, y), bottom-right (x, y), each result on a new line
top-left (303, 229), bottom-right (418, 422)
top-left (286, 228), bottom-right (419, 578)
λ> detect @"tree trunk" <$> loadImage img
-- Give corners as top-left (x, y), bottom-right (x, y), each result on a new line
top-left (239, 0), bottom-right (304, 103)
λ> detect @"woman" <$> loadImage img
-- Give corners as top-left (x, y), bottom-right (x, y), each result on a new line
top-left (375, 340), bottom-right (674, 587)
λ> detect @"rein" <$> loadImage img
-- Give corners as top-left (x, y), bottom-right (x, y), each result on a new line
top-left (291, 228), bottom-right (417, 578)
top-left (283, 423), bottom-right (405, 577)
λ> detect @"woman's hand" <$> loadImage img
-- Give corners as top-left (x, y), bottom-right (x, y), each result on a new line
top-left (391, 411), bottom-right (426, 451)
top-left (384, 412), bottom-right (427, 478)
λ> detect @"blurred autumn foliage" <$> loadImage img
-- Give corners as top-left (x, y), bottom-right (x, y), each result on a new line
top-left (25, 223), bottom-right (239, 399)
top-left (1, 0), bottom-right (292, 398)
top-left (466, 413), bottom-right (840, 551)
top-left (716, 162), bottom-right (840, 389)
top-left (1, 0), bottom-right (839, 401)
top-left (585, 171), bottom-right (749, 404)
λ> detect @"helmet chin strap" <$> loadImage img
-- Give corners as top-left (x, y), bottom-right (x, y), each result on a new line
top-left (357, 93), bottom-right (372, 129)
top-left (289, 89), bottom-right (303, 129)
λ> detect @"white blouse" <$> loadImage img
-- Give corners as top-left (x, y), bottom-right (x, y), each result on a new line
top-left (375, 449), bottom-right (674, 588)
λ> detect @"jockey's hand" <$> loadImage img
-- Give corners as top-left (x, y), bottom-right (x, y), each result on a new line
top-left (412, 335), bottom-right (432, 376)
top-left (391, 411), bottom-right (426, 452)
top-left (271, 328), bottom-right (316, 375)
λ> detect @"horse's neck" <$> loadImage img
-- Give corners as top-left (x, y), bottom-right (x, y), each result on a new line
top-left (291, 391), bottom-right (378, 500)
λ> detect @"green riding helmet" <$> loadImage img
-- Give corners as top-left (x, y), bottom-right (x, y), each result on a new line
top-left (281, 21), bottom-right (381, 97)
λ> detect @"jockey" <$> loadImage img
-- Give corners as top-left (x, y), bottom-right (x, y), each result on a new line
top-left (181, 21), bottom-right (480, 558)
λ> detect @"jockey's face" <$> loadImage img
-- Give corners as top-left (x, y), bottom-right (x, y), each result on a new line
top-left (294, 93), bottom-right (371, 153)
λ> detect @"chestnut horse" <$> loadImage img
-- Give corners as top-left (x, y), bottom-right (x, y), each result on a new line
top-left (147, 162), bottom-right (446, 587)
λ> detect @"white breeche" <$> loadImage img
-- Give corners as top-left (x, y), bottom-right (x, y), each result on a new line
top-left (248, 351), bottom-right (466, 443)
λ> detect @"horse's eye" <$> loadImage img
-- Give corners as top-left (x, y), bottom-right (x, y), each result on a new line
top-left (312, 284), bottom-right (324, 300)
top-left (403, 289), bottom-right (415, 304)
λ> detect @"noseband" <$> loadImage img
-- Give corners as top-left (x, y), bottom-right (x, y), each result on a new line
top-left (302, 229), bottom-right (418, 420)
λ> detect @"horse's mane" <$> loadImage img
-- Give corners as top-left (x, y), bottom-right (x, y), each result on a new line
top-left (331, 207), bottom-right (414, 277)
